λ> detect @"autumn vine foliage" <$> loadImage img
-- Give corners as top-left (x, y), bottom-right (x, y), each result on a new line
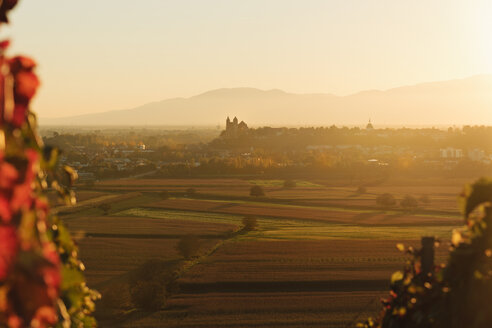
top-left (360, 178), bottom-right (492, 328)
top-left (0, 1), bottom-right (99, 327)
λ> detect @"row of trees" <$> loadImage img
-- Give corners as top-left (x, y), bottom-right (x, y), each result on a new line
top-left (151, 158), bottom-right (489, 181)
top-left (376, 194), bottom-right (430, 210)
top-left (212, 125), bottom-right (492, 152)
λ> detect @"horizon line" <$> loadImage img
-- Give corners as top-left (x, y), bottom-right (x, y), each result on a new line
top-left (40, 73), bottom-right (492, 120)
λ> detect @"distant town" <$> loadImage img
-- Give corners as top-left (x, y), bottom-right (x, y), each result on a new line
top-left (41, 118), bottom-right (492, 184)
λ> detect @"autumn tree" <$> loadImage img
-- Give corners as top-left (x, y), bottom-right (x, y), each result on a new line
top-left (250, 185), bottom-right (265, 197)
top-left (176, 235), bottom-right (201, 259)
top-left (376, 193), bottom-right (396, 208)
top-left (242, 217), bottom-right (258, 231)
top-left (129, 260), bottom-right (169, 311)
top-left (98, 203), bottom-right (111, 215)
top-left (360, 178), bottom-right (492, 328)
top-left (400, 195), bottom-right (418, 211)
top-left (0, 2), bottom-right (98, 326)
top-left (357, 186), bottom-right (367, 194)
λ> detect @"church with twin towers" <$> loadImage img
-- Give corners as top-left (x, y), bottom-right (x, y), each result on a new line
top-left (224, 116), bottom-right (248, 138)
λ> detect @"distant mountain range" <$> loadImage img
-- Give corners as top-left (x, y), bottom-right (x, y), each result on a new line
top-left (41, 75), bottom-right (492, 126)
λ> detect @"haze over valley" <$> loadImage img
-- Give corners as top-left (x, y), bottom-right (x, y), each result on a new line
top-left (42, 75), bottom-right (492, 126)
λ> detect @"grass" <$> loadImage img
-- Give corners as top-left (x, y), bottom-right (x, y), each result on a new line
top-left (248, 224), bottom-right (455, 240)
top-left (152, 196), bottom-right (462, 218)
top-left (149, 198), bottom-right (461, 227)
top-left (117, 207), bottom-right (457, 240)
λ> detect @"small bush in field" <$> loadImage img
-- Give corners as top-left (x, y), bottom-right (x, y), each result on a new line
top-left (130, 280), bottom-right (166, 311)
top-left (357, 186), bottom-right (367, 194)
top-left (376, 193), bottom-right (396, 208)
top-left (283, 179), bottom-right (296, 188)
top-left (419, 194), bottom-right (431, 204)
top-left (99, 285), bottom-right (125, 314)
top-left (98, 202), bottom-right (111, 215)
top-left (250, 185), bottom-right (265, 197)
top-left (186, 187), bottom-right (197, 195)
top-left (242, 217), bottom-right (258, 231)
top-left (400, 195), bottom-right (418, 210)
top-left (176, 235), bottom-right (201, 259)
top-left (129, 260), bottom-right (169, 311)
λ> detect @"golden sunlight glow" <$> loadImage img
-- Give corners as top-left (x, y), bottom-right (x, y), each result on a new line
top-left (471, 1), bottom-right (492, 72)
top-left (5, 0), bottom-right (492, 125)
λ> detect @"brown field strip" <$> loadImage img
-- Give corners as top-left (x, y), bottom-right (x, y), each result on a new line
top-left (178, 239), bottom-right (449, 285)
top-left (79, 236), bottom-right (220, 286)
top-left (123, 238), bottom-right (449, 327)
top-left (96, 178), bottom-right (252, 188)
top-left (125, 291), bottom-right (385, 328)
top-left (67, 216), bottom-right (238, 237)
top-left (79, 237), bottom-right (181, 285)
top-left (92, 178), bottom-right (463, 216)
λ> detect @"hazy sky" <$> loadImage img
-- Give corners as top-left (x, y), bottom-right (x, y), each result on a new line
top-left (2, 0), bottom-right (491, 118)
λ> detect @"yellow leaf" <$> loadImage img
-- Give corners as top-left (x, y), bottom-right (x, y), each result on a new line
top-left (474, 270), bottom-right (484, 280)
top-left (391, 271), bottom-right (404, 283)
top-left (451, 229), bottom-right (464, 246)
top-left (407, 285), bottom-right (417, 294)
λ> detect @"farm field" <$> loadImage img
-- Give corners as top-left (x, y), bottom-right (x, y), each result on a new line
top-left (93, 177), bottom-right (464, 214)
top-left (148, 198), bottom-right (461, 226)
top-left (178, 239), bottom-right (449, 285)
top-left (66, 215), bottom-right (238, 238)
top-left (65, 177), bottom-right (466, 327)
top-left (125, 239), bottom-right (449, 328)
top-left (125, 291), bottom-right (386, 328)
top-left (48, 190), bottom-right (111, 207)
top-left (79, 237), bottom-right (182, 285)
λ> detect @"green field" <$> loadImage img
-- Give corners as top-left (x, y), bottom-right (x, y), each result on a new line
top-left (117, 207), bottom-right (456, 241)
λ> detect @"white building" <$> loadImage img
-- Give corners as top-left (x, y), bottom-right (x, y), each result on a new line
top-left (468, 149), bottom-right (486, 162)
top-left (440, 147), bottom-right (463, 159)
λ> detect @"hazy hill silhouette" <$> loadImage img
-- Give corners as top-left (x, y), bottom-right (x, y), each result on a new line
top-left (43, 75), bottom-right (492, 126)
